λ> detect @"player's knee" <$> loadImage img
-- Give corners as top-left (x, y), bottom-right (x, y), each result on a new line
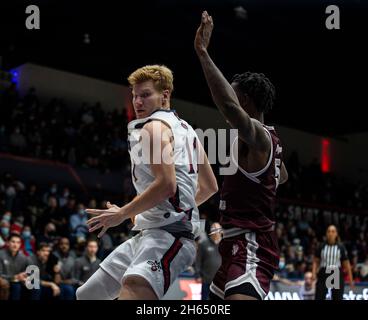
top-left (122, 276), bottom-right (157, 299)
top-left (75, 284), bottom-right (96, 300)
top-left (123, 276), bottom-right (148, 291)
top-left (75, 285), bottom-right (83, 300)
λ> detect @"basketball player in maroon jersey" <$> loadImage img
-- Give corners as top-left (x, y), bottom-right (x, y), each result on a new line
top-left (194, 11), bottom-right (288, 300)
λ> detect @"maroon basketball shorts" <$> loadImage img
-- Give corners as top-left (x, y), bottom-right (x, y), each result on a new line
top-left (210, 228), bottom-right (280, 300)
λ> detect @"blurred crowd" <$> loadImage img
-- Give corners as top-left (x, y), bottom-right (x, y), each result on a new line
top-left (0, 172), bottom-right (137, 300)
top-left (273, 151), bottom-right (368, 283)
top-left (0, 84), bottom-right (367, 301)
top-left (0, 84), bottom-right (129, 173)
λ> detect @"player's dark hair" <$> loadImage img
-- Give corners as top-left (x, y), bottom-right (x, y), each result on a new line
top-left (231, 72), bottom-right (275, 113)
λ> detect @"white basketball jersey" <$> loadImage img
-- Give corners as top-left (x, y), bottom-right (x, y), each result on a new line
top-left (127, 109), bottom-right (201, 238)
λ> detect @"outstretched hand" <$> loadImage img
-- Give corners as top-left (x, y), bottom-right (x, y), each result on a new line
top-left (194, 11), bottom-right (214, 54)
top-left (86, 201), bottom-right (126, 238)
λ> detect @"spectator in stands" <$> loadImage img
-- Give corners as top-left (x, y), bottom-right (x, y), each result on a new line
top-left (58, 187), bottom-right (70, 208)
top-left (24, 183), bottom-right (41, 216)
top-left (42, 183), bottom-right (59, 205)
top-left (8, 127), bottom-right (27, 154)
top-left (10, 215), bottom-right (24, 235)
top-left (21, 225), bottom-right (36, 256)
top-left (29, 242), bottom-right (60, 300)
top-left (23, 87), bottom-right (39, 111)
top-left (0, 233), bottom-right (30, 300)
top-left (195, 222), bottom-right (222, 300)
top-left (44, 195), bottom-right (68, 237)
top-left (98, 232), bottom-right (114, 260)
top-left (61, 194), bottom-right (77, 218)
top-left (37, 222), bottom-right (58, 249)
top-left (277, 253), bottom-right (289, 279)
top-left (3, 175), bottom-right (17, 211)
top-left (74, 239), bottom-right (100, 287)
top-left (1, 211), bottom-right (12, 224)
top-left (52, 237), bottom-right (76, 300)
top-left (0, 220), bottom-right (10, 249)
top-left (0, 125), bottom-right (8, 152)
top-left (360, 258), bottom-right (368, 281)
top-left (70, 203), bottom-right (89, 242)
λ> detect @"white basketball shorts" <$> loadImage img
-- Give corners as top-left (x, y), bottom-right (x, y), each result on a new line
top-left (99, 228), bottom-right (196, 299)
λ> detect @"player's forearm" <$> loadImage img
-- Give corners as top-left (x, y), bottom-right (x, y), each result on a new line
top-left (122, 179), bottom-right (176, 219)
top-left (196, 181), bottom-right (218, 206)
top-left (196, 49), bottom-right (250, 126)
top-left (195, 187), bottom-right (213, 207)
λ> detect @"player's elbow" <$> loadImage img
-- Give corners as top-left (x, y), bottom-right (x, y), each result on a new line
top-left (161, 178), bottom-right (177, 198)
top-left (209, 180), bottom-right (219, 195)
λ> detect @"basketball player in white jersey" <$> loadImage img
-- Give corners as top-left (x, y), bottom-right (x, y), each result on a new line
top-left (76, 65), bottom-right (218, 300)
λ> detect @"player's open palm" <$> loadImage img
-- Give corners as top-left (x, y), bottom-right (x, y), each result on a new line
top-left (194, 11), bottom-right (214, 54)
top-left (86, 201), bottom-right (125, 238)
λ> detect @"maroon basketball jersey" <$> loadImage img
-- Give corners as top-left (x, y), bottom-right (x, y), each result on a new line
top-left (219, 125), bottom-right (283, 232)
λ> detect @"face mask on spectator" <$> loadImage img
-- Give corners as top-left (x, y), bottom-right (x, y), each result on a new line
top-left (2, 215), bottom-right (11, 222)
top-left (48, 230), bottom-right (56, 236)
top-left (1, 227), bottom-right (10, 237)
top-left (279, 260), bottom-right (285, 269)
top-left (50, 186), bottom-right (57, 194)
top-left (78, 209), bottom-right (85, 216)
top-left (22, 231), bottom-right (31, 238)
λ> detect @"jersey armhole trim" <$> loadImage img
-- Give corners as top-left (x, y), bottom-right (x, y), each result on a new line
top-left (231, 128), bottom-right (273, 179)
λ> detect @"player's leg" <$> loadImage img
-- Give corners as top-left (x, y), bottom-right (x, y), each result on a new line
top-left (76, 267), bottom-right (121, 300)
top-left (223, 231), bottom-right (278, 300)
top-left (120, 229), bottom-right (196, 300)
top-left (76, 235), bottom-right (138, 300)
top-left (225, 283), bottom-right (261, 300)
top-left (119, 275), bottom-right (158, 300)
top-left (208, 238), bottom-right (228, 300)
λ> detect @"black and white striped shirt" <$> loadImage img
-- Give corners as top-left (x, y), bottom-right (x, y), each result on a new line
top-left (316, 242), bottom-right (348, 269)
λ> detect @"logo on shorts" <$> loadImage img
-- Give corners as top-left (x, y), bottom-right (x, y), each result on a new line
top-left (147, 260), bottom-right (162, 272)
top-left (232, 244), bottom-right (239, 256)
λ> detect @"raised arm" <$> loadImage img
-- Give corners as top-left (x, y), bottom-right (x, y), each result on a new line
top-left (194, 11), bottom-right (269, 151)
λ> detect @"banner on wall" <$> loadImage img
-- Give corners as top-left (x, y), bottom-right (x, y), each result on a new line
top-left (163, 278), bottom-right (368, 300)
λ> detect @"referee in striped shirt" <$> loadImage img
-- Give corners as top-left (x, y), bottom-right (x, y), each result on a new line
top-left (312, 225), bottom-right (354, 300)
